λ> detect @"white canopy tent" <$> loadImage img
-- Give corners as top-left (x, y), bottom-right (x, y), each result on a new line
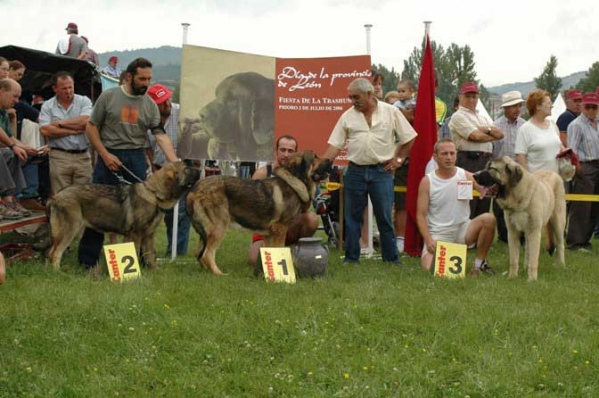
top-left (549, 92), bottom-right (566, 122)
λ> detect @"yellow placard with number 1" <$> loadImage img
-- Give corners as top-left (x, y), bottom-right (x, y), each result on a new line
top-left (260, 247), bottom-right (296, 284)
top-left (433, 241), bottom-right (467, 279)
top-left (103, 243), bottom-right (142, 282)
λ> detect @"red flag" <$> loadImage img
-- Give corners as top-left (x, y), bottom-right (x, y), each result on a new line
top-left (404, 35), bottom-right (437, 256)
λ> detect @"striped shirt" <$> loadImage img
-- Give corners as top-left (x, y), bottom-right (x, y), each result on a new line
top-left (492, 115), bottom-right (526, 159)
top-left (567, 115), bottom-right (599, 162)
top-left (148, 103), bottom-right (180, 167)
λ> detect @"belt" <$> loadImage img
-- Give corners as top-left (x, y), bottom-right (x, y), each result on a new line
top-left (51, 147), bottom-right (88, 154)
top-left (349, 161), bottom-right (387, 168)
top-left (581, 160), bottom-right (599, 164)
top-left (458, 151), bottom-right (492, 158)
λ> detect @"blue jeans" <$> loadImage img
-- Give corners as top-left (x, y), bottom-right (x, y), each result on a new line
top-left (18, 158), bottom-right (39, 199)
top-left (344, 163), bottom-right (398, 263)
top-left (78, 149), bottom-right (147, 267)
top-left (164, 196), bottom-right (191, 255)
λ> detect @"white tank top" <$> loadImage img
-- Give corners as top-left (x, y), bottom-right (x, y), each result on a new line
top-left (426, 167), bottom-right (471, 233)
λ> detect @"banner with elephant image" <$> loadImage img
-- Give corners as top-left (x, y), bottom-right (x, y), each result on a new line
top-left (178, 44), bottom-right (370, 162)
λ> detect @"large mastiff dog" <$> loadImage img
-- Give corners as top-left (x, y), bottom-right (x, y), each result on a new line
top-left (186, 151), bottom-right (332, 275)
top-left (47, 162), bottom-right (200, 270)
top-left (473, 157), bottom-right (566, 281)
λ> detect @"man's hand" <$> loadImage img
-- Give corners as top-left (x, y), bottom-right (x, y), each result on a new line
top-left (7, 109), bottom-right (17, 121)
top-left (12, 146), bottom-right (27, 162)
top-left (101, 152), bottom-right (123, 172)
top-left (384, 157), bottom-right (403, 173)
top-left (425, 237), bottom-right (437, 254)
top-left (21, 145), bottom-right (38, 157)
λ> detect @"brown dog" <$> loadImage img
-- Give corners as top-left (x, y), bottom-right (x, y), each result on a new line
top-left (473, 157), bottom-right (566, 281)
top-left (186, 151), bottom-right (332, 275)
top-left (47, 162), bottom-right (200, 270)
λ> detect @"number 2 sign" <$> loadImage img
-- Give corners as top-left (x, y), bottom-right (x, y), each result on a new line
top-left (103, 243), bottom-right (142, 282)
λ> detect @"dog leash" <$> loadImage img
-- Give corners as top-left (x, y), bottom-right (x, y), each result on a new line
top-left (111, 165), bottom-right (145, 185)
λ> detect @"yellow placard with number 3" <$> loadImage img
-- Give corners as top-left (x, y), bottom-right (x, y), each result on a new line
top-left (103, 243), bottom-right (142, 282)
top-left (433, 241), bottom-right (467, 279)
top-left (260, 247), bottom-right (296, 284)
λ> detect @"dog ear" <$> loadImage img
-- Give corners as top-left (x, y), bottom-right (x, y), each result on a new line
top-left (507, 161), bottom-right (523, 188)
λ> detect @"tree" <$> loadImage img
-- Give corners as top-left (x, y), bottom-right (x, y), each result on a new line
top-left (534, 55), bottom-right (562, 98)
top-left (401, 41), bottom-right (478, 115)
top-left (575, 61), bottom-right (599, 93)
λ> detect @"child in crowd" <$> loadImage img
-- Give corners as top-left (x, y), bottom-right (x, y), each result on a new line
top-left (393, 80), bottom-right (416, 111)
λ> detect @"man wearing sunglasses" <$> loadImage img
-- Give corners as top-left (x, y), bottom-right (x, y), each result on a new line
top-left (565, 93), bottom-right (599, 252)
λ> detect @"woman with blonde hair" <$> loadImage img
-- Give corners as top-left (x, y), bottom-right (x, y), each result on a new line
top-left (515, 89), bottom-right (563, 173)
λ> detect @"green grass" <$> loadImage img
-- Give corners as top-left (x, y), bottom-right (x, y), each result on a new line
top-left (1, 227), bottom-right (599, 397)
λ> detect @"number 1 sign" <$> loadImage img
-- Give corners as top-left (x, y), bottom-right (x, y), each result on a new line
top-left (103, 243), bottom-right (142, 282)
top-left (259, 247), bottom-right (296, 284)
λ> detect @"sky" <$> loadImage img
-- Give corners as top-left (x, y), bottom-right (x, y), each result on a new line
top-left (2, 0), bottom-right (597, 87)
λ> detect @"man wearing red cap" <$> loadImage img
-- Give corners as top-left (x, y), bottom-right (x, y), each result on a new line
top-left (449, 81), bottom-right (504, 219)
top-left (146, 84), bottom-right (191, 256)
top-left (55, 22), bottom-right (87, 60)
top-left (102, 56), bottom-right (121, 78)
top-left (557, 89), bottom-right (582, 147)
top-left (565, 92), bottom-right (599, 252)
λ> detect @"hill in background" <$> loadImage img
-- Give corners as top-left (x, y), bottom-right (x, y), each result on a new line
top-left (98, 46), bottom-right (586, 96)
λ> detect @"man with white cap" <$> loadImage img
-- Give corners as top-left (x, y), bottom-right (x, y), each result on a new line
top-left (449, 81), bottom-right (504, 219)
top-left (491, 91), bottom-right (526, 242)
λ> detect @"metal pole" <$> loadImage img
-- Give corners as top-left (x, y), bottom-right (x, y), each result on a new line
top-left (171, 22), bottom-right (190, 261)
top-left (364, 24), bottom-right (373, 55)
top-left (424, 20), bottom-right (431, 37)
top-left (364, 23), bottom-right (374, 258)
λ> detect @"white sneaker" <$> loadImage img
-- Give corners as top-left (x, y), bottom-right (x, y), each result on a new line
top-left (396, 237), bottom-right (405, 253)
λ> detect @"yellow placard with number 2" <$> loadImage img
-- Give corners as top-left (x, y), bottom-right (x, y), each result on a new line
top-left (103, 243), bottom-right (142, 282)
top-left (433, 241), bottom-right (467, 279)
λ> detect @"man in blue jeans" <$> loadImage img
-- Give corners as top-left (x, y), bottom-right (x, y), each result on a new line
top-left (323, 78), bottom-right (417, 264)
top-left (146, 84), bottom-right (191, 256)
top-left (78, 58), bottom-right (179, 269)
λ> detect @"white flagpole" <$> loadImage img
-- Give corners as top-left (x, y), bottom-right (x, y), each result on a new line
top-left (364, 23), bottom-right (374, 258)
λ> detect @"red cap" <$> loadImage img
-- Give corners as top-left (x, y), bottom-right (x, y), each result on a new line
top-left (460, 81), bottom-right (479, 94)
top-left (581, 93), bottom-right (599, 106)
top-left (147, 84), bottom-right (172, 105)
top-left (66, 22), bottom-right (78, 30)
top-left (108, 56), bottom-right (118, 63)
top-left (566, 90), bottom-right (582, 100)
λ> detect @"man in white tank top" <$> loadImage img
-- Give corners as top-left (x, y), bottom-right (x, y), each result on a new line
top-left (416, 138), bottom-right (496, 276)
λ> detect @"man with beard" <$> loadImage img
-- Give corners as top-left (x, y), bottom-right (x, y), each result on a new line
top-left (78, 58), bottom-right (178, 270)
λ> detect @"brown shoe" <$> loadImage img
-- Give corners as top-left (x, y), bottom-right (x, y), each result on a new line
top-left (20, 198), bottom-right (46, 212)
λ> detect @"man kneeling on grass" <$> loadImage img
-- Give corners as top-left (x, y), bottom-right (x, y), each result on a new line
top-left (416, 138), bottom-right (496, 276)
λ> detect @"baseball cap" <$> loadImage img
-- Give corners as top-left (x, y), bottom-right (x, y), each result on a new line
top-left (566, 90), bottom-right (582, 100)
top-left (460, 81), bottom-right (479, 95)
top-left (147, 84), bottom-right (172, 105)
top-left (66, 22), bottom-right (78, 30)
top-left (581, 92), bottom-right (599, 106)
top-left (109, 56), bottom-right (118, 63)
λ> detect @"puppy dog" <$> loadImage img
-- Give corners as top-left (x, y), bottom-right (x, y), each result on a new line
top-left (187, 151), bottom-right (332, 275)
top-left (47, 162), bottom-right (200, 270)
top-left (473, 157), bottom-right (566, 281)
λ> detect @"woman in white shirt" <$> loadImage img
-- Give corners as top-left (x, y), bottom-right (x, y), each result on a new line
top-left (515, 90), bottom-right (563, 173)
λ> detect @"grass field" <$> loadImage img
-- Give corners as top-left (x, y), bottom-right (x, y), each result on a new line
top-left (1, 226), bottom-right (599, 397)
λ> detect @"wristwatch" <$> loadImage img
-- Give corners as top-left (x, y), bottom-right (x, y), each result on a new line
top-left (396, 157), bottom-right (403, 165)
top-left (8, 143), bottom-right (15, 150)
top-left (486, 126), bottom-right (492, 135)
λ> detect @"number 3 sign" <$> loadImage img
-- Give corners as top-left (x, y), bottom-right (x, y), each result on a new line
top-left (433, 241), bottom-right (467, 279)
top-left (103, 243), bottom-right (142, 282)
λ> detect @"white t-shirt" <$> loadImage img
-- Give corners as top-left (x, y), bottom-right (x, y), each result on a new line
top-left (426, 167), bottom-right (471, 234)
top-left (514, 120), bottom-right (561, 173)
